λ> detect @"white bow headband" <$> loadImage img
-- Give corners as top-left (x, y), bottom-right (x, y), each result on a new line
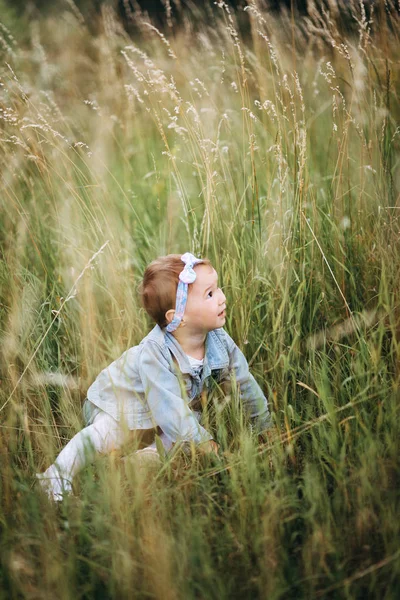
top-left (166, 252), bottom-right (202, 332)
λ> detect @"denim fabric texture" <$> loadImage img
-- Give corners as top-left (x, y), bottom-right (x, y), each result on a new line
top-left (85, 325), bottom-right (270, 444)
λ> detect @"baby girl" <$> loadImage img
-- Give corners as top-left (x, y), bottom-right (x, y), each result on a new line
top-left (37, 252), bottom-right (271, 500)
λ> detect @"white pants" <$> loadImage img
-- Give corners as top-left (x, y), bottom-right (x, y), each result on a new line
top-left (37, 409), bottom-right (173, 500)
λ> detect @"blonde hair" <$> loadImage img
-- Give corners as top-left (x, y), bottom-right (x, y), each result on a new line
top-left (140, 254), bottom-right (211, 328)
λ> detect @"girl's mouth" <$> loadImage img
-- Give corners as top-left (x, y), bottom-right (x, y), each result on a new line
top-left (218, 308), bottom-right (226, 317)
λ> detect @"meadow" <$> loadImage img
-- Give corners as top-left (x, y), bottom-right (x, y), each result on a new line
top-left (0, 0), bottom-right (400, 597)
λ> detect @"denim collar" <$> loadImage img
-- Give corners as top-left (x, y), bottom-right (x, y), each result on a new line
top-left (146, 324), bottom-right (229, 376)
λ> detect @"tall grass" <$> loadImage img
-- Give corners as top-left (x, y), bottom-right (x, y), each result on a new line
top-left (1, 1), bottom-right (399, 597)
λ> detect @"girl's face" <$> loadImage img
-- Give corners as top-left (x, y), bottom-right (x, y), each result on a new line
top-left (183, 264), bottom-right (226, 333)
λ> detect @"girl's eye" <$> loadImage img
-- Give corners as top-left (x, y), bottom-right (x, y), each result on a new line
top-left (207, 291), bottom-right (213, 298)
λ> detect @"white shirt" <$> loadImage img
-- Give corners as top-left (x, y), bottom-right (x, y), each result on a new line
top-left (186, 354), bottom-right (204, 370)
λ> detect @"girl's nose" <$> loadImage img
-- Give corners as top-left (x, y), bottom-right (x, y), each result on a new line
top-left (219, 289), bottom-right (226, 303)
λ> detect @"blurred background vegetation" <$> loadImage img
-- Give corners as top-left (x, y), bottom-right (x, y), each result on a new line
top-left (0, 0), bottom-right (399, 598)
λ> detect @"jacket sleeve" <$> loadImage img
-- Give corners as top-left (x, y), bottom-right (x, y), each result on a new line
top-left (222, 331), bottom-right (271, 433)
top-left (138, 342), bottom-right (213, 444)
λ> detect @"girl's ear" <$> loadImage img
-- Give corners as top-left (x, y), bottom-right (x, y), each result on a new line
top-left (165, 309), bottom-right (175, 324)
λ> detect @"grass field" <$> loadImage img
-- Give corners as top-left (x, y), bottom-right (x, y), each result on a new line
top-left (1, 1), bottom-right (400, 598)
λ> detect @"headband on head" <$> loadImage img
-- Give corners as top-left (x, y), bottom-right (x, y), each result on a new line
top-left (166, 252), bottom-right (202, 333)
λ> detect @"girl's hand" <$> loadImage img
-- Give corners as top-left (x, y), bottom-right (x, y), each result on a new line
top-left (198, 440), bottom-right (220, 456)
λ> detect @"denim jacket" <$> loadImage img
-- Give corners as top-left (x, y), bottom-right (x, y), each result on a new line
top-left (85, 325), bottom-right (270, 444)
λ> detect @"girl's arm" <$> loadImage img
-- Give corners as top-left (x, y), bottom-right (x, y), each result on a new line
top-left (222, 331), bottom-right (271, 433)
top-left (139, 342), bottom-right (214, 445)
